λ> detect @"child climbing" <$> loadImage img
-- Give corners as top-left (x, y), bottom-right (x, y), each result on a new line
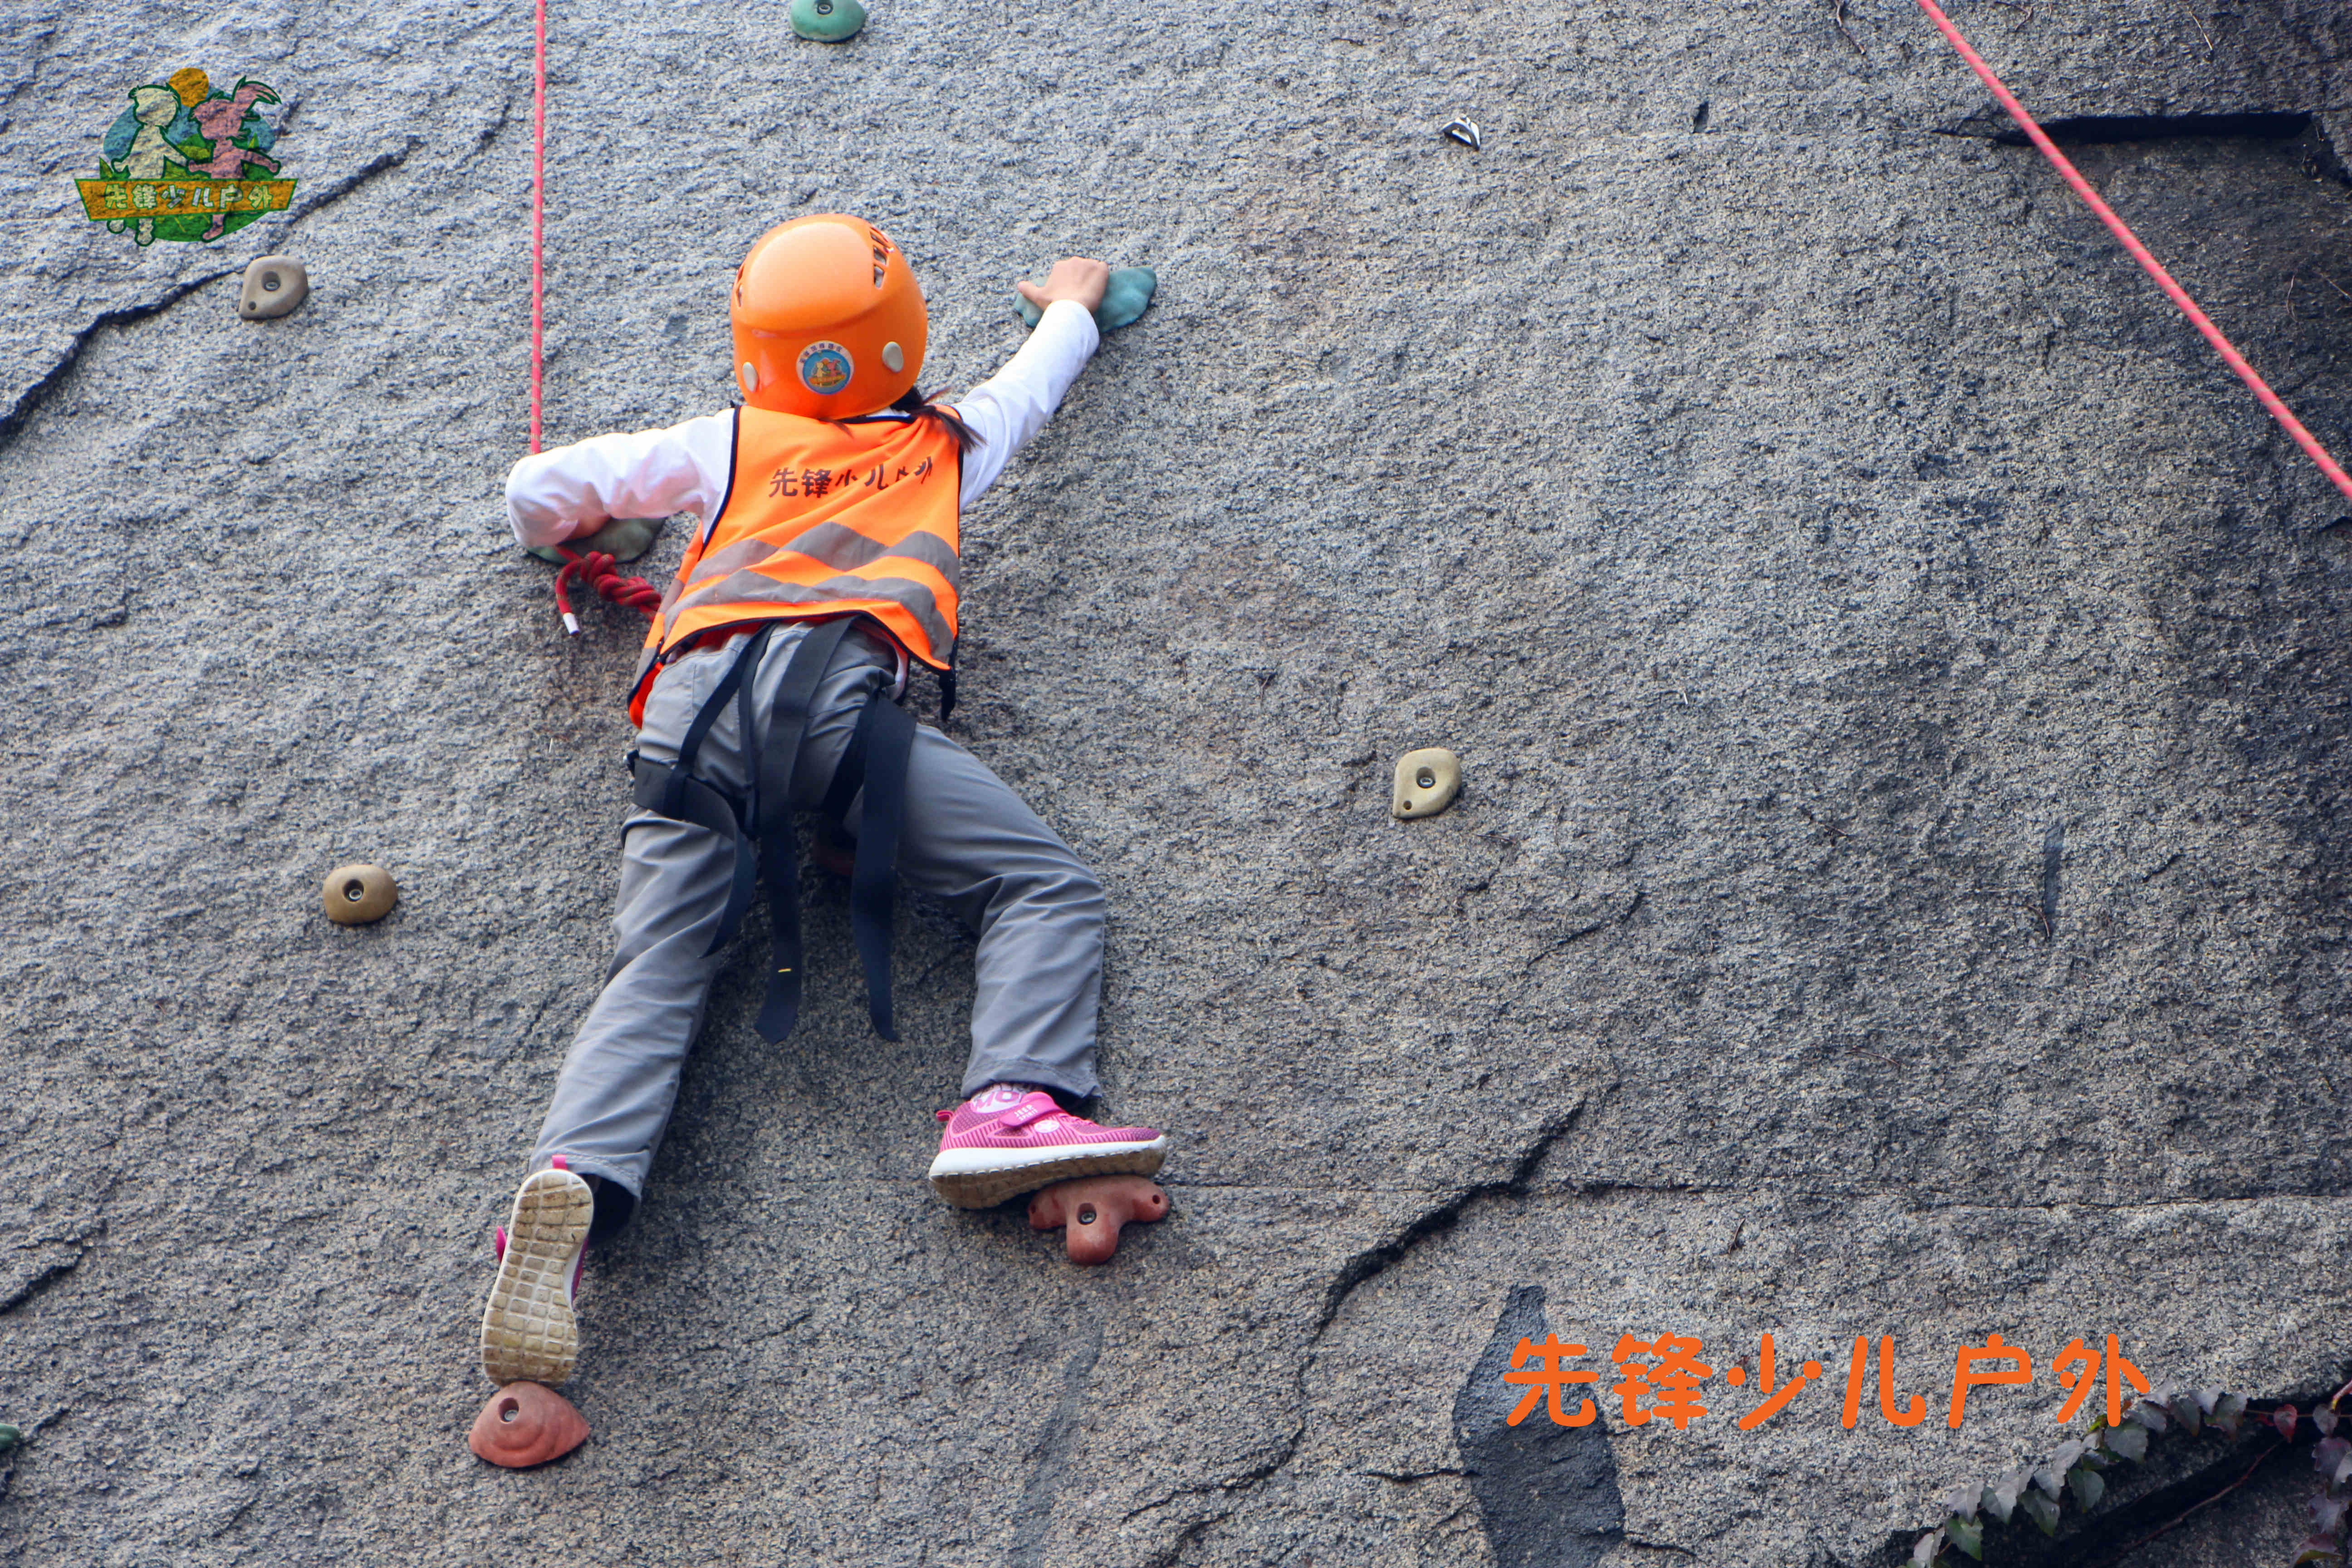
top-left (480, 216), bottom-right (1167, 1391)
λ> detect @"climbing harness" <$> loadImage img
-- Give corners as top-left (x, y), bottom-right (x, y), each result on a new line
top-left (626, 617), bottom-right (913, 1042)
top-left (1914, 0), bottom-right (2352, 506)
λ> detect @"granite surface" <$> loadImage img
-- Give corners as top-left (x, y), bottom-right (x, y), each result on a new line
top-left (4, 1), bottom-right (2351, 1563)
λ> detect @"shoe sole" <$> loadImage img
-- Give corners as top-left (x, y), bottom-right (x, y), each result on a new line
top-left (480, 1168), bottom-right (592, 1386)
top-left (927, 1136), bottom-right (1169, 1210)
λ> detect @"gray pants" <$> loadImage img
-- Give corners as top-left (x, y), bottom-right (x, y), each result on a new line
top-left (528, 622), bottom-right (1105, 1220)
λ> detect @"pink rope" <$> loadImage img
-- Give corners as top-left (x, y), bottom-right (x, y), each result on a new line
top-left (1913, 0), bottom-right (2352, 505)
top-left (530, 0), bottom-right (547, 455)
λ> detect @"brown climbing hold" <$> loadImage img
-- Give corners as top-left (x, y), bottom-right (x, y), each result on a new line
top-left (468, 1381), bottom-right (588, 1469)
top-left (1392, 746), bottom-right (1462, 819)
top-left (323, 863), bottom-right (397, 925)
top-left (1028, 1175), bottom-right (1169, 1265)
top-left (237, 255), bottom-right (308, 320)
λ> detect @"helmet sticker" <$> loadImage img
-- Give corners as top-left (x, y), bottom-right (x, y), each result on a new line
top-left (798, 340), bottom-right (854, 396)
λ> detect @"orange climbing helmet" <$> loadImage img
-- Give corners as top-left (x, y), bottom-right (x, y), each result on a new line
top-left (730, 214), bottom-right (927, 419)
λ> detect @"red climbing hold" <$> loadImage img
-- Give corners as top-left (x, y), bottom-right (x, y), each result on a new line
top-left (468, 1381), bottom-right (589, 1469)
top-left (1028, 1175), bottom-right (1169, 1265)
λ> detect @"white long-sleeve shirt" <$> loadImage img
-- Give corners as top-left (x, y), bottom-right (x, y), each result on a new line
top-left (505, 299), bottom-right (1101, 549)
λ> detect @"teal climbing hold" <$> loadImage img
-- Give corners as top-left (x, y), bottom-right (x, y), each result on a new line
top-left (526, 515), bottom-right (663, 567)
top-left (790, 0), bottom-right (866, 42)
top-left (1015, 267), bottom-right (1156, 333)
top-left (0, 1425), bottom-right (19, 1453)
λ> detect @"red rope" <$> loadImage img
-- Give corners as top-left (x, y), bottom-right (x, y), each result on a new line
top-left (529, 0), bottom-right (661, 636)
top-left (1914, 0), bottom-right (2352, 505)
top-left (552, 550), bottom-right (664, 634)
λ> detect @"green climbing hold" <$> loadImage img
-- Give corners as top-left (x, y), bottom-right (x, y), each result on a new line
top-left (525, 515), bottom-right (663, 567)
top-left (790, 0), bottom-right (866, 42)
top-left (1015, 267), bottom-right (1157, 333)
top-left (0, 1425), bottom-right (20, 1453)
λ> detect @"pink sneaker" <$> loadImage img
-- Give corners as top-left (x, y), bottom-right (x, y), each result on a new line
top-left (479, 1163), bottom-right (592, 1387)
top-left (927, 1090), bottom-right (1168, 1209)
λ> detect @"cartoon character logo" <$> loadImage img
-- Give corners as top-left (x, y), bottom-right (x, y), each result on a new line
top-left (74, 67), bottom-right (297, 247)
top-left (799, 341), bottom-right (855, 396)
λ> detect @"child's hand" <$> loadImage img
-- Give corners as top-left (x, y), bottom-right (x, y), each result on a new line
top-left (1016, 257), bottom-right (1111, 315)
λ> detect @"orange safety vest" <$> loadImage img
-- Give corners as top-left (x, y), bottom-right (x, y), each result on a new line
top-left (627, 407), bottom-right (964, 725)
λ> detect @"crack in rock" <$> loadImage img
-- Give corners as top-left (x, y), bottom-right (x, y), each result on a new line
top-left (1, 1230), bottom-right (98, 1315)
top-left (0, 137), bottom-right (415, 456)
top-left (287, 140), bottom-right (415, 225)
top-left (2040, 819), bottom-right (2065, 936)
top-left (1108, 1117), bottom-right (1593, 1559)
top-left (1313, 1108), bottom-right (1584, 1339)
top-left (0, 274), bottom-right (235, 452)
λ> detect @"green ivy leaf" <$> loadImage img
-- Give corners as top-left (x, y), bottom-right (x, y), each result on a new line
top-left (2314, 1437), bottom-right (2349, 1479)
top-left (1945, 1514), bottom-right (1984, 1560)
top-left (2291, 1537), bottom-right (2344, 1567)
top-left (2033, 1462), bottom-right (2065, 1500)
top-left (2052, 1439), bottom-right (2087, 1475)
top-left (2068, 1464), bottom-right (2106, 1510)
top-left (1985, 1469), bottom-right (2024, 1524)
top-left (2129, 1400), bottom-right (2171, 1435)
top-left (1910, 1526), bottom-right (1946, 1567)
top-left (2213, 1393), bottom-right (2248, 1437)
top-left (2102, 1424), bottom-right (2149, 1463)
top-left (2318, 1406), bottom-right (2340, 1438)
top-left (2020, 1490), bottom-right (2062, 1536)
top-left (2170, 1396), bottom-right (2203, 1437)
top-left (1943, 1482), bottom-right (1983, 1522)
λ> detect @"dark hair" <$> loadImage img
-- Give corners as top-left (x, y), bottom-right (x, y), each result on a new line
top-left (890, 387), bottom-right (982, 455)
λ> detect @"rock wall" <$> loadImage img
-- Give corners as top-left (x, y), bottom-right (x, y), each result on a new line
top-left (4, 1), bottom-right (2351, 1563)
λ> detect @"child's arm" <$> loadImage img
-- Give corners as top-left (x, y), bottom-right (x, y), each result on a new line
top-left (953, 257), bottom-right (1112, 509)
top-left (505, 411), bottom-right (736, 550)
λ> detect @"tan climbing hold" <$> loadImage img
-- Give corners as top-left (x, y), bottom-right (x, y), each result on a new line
top-left (468, 1381), bottom-right (589, 1469)
top-left (238, 256), bottom-right (307, 320)
top-left (323, 863), bottom-right (397, 925)
top-left (1392, 747), bottom-right (1462, 819)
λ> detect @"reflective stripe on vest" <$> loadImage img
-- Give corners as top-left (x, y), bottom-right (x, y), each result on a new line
top-left (630, 407), bottom-right (963, 724)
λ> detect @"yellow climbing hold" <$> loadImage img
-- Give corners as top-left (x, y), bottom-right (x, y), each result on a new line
top-left (1392, 748), bottom-right (1462, 819)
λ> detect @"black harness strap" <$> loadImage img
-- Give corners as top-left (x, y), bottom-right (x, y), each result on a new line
top-left (751, 617), bottom-right (857, 1043)
top-left (840, 691), bottom-right (915, 1041)
top-left (628, 625), bottom-right (774, 959)
top-left (627, 761), bottom-right (758, 962)
top-left (624, 616), bottom-right (917, 1046)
